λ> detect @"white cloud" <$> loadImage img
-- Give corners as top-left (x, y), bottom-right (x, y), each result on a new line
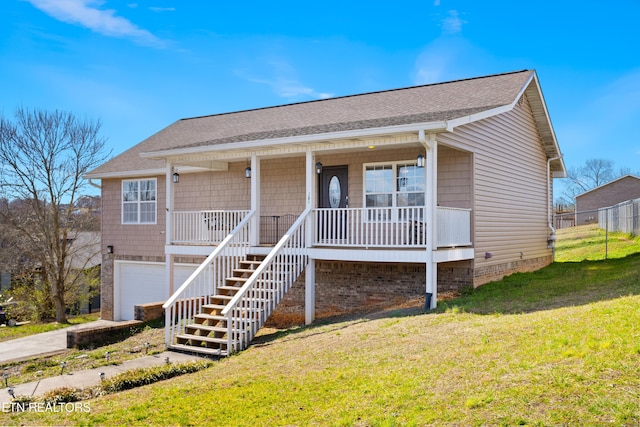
top-left (413, 37), bottom-right (489, 85)
top-left (441, 10), bottom-right (465, 35)
top-left (241, 58), bottom-right (334, 100)
top-left (149, 7), bottom-right (175, 12)
top-left (27, 0), bottom-right (165, 47)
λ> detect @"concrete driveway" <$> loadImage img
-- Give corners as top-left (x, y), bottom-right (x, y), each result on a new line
top-left (0, 320), bottom-right (116, 364)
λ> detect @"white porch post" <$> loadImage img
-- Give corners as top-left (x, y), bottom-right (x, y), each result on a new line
top-left (249, 154), bottom-right (261, 247)
top-left (305, 149), bottom-right (316, 324)
top-left (422, 133), bottom-right (438, 309)
top-left (165, 163), bottom-right (175, 298)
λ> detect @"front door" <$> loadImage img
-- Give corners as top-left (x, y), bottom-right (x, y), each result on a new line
top-left (318, 166), bottom-right (348, 241)
top-left (319, 166), bottom-right (348, 209)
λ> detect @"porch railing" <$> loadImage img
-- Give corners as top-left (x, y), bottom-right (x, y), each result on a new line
top-left (312, 206), bottom-right (472, 248)
top-left (436, 207), bottom-right (472, 247)
top-left (163, 211), bottom-right (255, 348)
top-left (223, 208), bottom-right (311, 353)
top-left (171, 210), bottom-right (250, 244)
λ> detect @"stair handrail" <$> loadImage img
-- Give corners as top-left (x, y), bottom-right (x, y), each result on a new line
top-left (222, 207), bottom-right (312, 352)
top-left (163, 210), bottom-right (255, 347)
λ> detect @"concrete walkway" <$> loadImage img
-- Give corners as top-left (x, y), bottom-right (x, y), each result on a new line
top-left (1, 351), bottom-right (206, 404)
top-left (0, 321), bottom-right (209, 404)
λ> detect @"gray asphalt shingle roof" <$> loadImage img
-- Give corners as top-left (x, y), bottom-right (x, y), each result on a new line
top-left (88, 70), bottom-right (535, 177)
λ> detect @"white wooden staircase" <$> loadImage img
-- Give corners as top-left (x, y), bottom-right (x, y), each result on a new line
top-left (163, 209), bottom-right (310, 357)
top-left (171, 255), bottom-right (265, 356)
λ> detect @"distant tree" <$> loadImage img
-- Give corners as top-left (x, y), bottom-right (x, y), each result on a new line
top-left (563, 158), bottom-right (616, 201)
top-left (0, 108), bottom-right (109, 323)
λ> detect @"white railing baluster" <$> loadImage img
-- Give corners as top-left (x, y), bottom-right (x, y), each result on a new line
top-left (163, 211), bottom-right (254, 349)
top-left (222, 208), bottom-right (311, 353)
top-left (171, 210), bottom-right (250, 245)
top-left (311, 206), bottom-right (470, 248)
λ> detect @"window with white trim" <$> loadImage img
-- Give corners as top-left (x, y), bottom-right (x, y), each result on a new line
top-left (122, 178), bottom-right (157, 224)
top-left (364, 161), bottom-right (425, 220)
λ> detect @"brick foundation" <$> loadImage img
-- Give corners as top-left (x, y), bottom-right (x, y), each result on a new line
top-left (268, 260), bottom-right (475, 327)
top-left (473, 255), bottom-right (552, 286)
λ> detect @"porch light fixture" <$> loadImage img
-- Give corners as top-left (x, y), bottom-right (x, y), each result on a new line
top-left (315, 162), bottom-right (323, 174)
top-left (417, 154), bottom-right (425, 168)
top-left (245, 166), bottom-right (251, 178)
top-left (172, 172), bottom-right (180, 184)
top-left (107, 245), bottom-right (114, 254)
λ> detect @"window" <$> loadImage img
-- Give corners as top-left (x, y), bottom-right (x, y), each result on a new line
top-left (122, 179), bottom-right (157, 224)
top-left (364, 161), bottom-right (425, 220)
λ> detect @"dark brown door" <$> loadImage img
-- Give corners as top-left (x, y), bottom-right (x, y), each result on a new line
top-left (318, 166), bottom-right (348, 241)
top-left (319, 166), bottom-right (348, 208)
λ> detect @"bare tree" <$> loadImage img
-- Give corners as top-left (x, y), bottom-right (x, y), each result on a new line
top-left (564, 158), bottom-right (616, 200)
top-left (0, 108), bottom-right (109, 323)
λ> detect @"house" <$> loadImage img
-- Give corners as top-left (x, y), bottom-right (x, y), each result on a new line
top-left (575, 175), bottom-right (640, 224)
top-left (85, 70), bottom-right (566, 356)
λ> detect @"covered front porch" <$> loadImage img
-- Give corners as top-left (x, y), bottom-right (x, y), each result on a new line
top-left (154, 131), bottom-right (474, 355)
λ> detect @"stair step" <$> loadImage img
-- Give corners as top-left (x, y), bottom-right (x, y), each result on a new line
top-left (233, 269), bottom-right (256, 275)
top-left (217, 285), bottom-right (241, 292)
top-left (226, 277), bottom-right (249, 283)
top-left (195, 313), bottom-right (225, 322)
top-left (177, 333), bottom-right (229, 345)
top-left (210, 294), bottom-right (233, 301)
top-left (239, 261), bottom-right (262, 268)
top-left (169, 343), bottom-right (226, 357)
top-left (186, 324), bottom-right (227, 334)
top-left (201, 303), bottom-right (226, 311)
top-left (194, 313), bottom-right (260, 322)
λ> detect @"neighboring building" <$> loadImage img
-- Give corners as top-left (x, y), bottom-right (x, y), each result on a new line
top-left (86, 70), bottom-right (566, 356)
top-left (575, 175), bottom-right (640, 224)
top-left (67, 231), bottom-right (101, 313)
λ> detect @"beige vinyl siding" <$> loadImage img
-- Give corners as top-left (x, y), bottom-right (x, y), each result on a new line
top-left (439, 95), bottom-right (551, 268)
top-left (102, 177), bottom-right (167, 259)
top-left (437, 145), bottom-right (472, 209)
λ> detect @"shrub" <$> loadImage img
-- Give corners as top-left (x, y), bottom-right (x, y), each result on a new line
top-left (41, 387), bottom-right (81, 404)
top-left (101, 361), bottom-right (211, 394)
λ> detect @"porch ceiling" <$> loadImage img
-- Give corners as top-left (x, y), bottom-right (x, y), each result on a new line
top-left (161, 131), bottom-right (424, 166)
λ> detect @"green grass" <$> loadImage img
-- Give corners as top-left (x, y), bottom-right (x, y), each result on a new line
top-left (0, 313), bottom-right (99, 343)
top-left (555, 223), bottom-right (640, 262)
top-left (4, 225), bottom-right (640, 426)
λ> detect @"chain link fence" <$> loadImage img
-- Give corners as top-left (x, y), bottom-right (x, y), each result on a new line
top-left (598, 198), bottom-right (640, 235)
top-left (554, 198), bottom-right (640, 259)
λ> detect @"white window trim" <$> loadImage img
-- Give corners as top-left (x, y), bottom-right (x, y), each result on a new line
top-left (121, 178), bottom-right (157, 225)
top-left (362, 160), bottom-right (426, 223)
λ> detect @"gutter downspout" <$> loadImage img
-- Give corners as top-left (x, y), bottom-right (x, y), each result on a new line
top-left (547, 156), bottom-right (562, 256)
top-left (88, 179), bottom-right (101, 190)
top-left (420, 130), bottom-right (437, 310)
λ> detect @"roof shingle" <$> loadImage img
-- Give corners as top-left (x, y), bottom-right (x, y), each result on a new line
top-left (88, 70), bottom-right (533, 176)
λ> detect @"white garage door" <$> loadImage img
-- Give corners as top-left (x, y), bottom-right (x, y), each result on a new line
top-left (116, 261), bottom-right (196, 321)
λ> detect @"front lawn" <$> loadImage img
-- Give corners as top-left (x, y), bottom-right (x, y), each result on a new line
top-left (3, 224), bottom-right (640, 426)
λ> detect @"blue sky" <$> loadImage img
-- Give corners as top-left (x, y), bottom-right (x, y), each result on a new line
top-left (1, 1), bottom-right (639, 200)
